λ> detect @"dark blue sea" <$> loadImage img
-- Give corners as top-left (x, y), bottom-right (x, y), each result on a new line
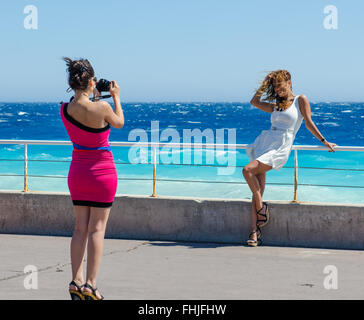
top-left (0, 101), bottom-right (363, 203)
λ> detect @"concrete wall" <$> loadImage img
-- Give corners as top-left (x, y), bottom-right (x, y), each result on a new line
top-left (1, 190), bottom-right (363, 250)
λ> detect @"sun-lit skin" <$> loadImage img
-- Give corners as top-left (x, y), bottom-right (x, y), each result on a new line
top-left (245, 70), bottom-right (337, 244)
top-left (64, 58), bottom-right (124, 300)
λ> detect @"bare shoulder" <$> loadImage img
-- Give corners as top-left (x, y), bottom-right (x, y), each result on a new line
top-left (297, 94), bottom-right (310, 111)
top-left (297, 94), bottom-right (313, 119)
top-left (93, 100), bottom-right (112, 114)
top-left (297, 94), bottom-right (309, 104)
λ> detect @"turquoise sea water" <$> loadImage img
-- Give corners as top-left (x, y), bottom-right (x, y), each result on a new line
top-left (0, 102), bottom-right (363, 204)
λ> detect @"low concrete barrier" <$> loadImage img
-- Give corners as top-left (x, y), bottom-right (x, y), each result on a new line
top-left (0, 190), bottom-right (363, 250)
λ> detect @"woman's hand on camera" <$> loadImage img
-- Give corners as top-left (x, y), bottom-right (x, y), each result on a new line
top-left (109, 80), bottom-right (120, 98)
top-left (92, 87), bottom-right (101, 100)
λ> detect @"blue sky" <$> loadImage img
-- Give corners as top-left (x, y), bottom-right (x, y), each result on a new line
top-left (0, 0), bottom-right (363, 102)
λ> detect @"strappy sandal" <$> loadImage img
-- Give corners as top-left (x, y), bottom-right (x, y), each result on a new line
top-left (69, 280), bottom-right (85, 300)
top-left (82, 283), bottom-right (104, 300)
top-left (246, 226), bottom-right (262, 247)
top-left (256, 201), bottom-right (269, 227)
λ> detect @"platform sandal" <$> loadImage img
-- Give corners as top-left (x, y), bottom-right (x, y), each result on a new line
top-left (82, 283), bottom-right (104, 300)
top-left (256, 201), bottom-right (269, 227)
top-left (246, 226), bottom-right (262, 247)
top-left (69, 280), bottom-right (85, 300)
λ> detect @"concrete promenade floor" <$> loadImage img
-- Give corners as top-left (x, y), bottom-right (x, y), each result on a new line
top-left (0, 233), bottom-right (363, 300)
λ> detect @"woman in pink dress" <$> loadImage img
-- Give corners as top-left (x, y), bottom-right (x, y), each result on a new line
top-left (60, 57), bottom-right (124, 299)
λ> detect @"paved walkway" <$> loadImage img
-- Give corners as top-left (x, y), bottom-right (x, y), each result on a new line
top-left (0, 234), bottom-right (363, 300)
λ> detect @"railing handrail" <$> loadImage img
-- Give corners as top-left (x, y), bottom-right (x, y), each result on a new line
top-left (0, 139), bottom-right (363, 152)
top-left (1, 139), bottom-right (363, 201)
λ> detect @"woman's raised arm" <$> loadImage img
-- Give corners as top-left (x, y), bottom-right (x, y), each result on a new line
top-left (103, 80), bottom-right (124, 129)
top-left (250, 91), bottom-right (275, 113)
top-left (250, 76), bottom-right (276, 113)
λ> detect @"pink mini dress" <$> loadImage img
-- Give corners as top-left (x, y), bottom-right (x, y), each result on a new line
top-left (60, 102), bottom-right (118, 208)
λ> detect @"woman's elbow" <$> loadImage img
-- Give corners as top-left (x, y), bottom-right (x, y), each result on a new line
top-left (118, 120), bottom-right (125, 129)
top-left (112, 119), bottom-right (124, 129)
top-left (305, 121), bottom-right (315, 131)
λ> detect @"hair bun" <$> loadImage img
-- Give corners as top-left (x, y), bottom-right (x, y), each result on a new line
top-left (72, 61), bottom-right (86, 72)
top-left (63, 57), bottom-right (95, 91)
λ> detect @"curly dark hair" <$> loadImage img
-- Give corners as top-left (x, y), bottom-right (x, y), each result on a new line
top-left (256, 70), bottom-right (293, 111)
top-left (63, 57), bottom-right (95, 91)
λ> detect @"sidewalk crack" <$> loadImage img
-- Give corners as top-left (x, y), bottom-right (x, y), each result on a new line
top-left (0, 242), bottom-right (149, 282)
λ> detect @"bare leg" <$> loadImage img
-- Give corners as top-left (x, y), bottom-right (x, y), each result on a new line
top-left (83, 206), bottom-right (111, 299)
top-left (250, 173), bottom-right (266, 231)
top-left (243, 161), bottom-right (271, 241)
top-left (70, 205), bottom-right (90, 289)
top-left (243, 161), bottom-right (271, 210)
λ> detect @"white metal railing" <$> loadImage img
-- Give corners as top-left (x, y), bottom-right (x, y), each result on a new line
top-left (0, 139), bottom-right (363, 201)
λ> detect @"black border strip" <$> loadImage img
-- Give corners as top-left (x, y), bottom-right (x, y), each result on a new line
top-left (63, 103), bottom-right (110, 133)
top-left (72, 200), bottom-right (113, 208)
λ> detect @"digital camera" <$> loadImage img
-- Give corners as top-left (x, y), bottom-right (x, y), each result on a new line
top-left (96, 79), bottom-right (111, 92)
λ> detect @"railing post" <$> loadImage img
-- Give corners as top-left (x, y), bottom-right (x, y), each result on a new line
top-left (23, 143), bottom-right (29, 192)
top-left (151, 146), bottom-right (157, 197)
top-left (293, 149), bottom-right (298, 202)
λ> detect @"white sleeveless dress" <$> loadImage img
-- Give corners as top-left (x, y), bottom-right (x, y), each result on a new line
top-left (246, 95), bottom-right (304, 170)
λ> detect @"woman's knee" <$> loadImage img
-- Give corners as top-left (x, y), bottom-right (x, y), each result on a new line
top-left (242, 166), bottom-right (248, 175)
top-left (87, 217), bottom-right (109, 235)
top-left (73, 223), bottom-right (88, 238)
top-left (88, 208), bottom-right (110, 234)
top-left (243, 165), bottom-right (255, 176)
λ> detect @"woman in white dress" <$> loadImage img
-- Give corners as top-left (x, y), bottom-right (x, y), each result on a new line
top-left (243, 70), bottom-right (337, 246)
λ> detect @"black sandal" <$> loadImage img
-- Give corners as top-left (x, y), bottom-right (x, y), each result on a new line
top-left (246, 226), bottom-right (262, 247)
top-left (256, 201), bottom-right (269, 227)
top-left (82, 283), bottom-right (104, 300)
top-left (69, 280), bottom-right (85, 300)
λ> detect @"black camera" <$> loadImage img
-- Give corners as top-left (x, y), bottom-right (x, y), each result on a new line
top-left (96, 79), bottom-right (111, 92)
